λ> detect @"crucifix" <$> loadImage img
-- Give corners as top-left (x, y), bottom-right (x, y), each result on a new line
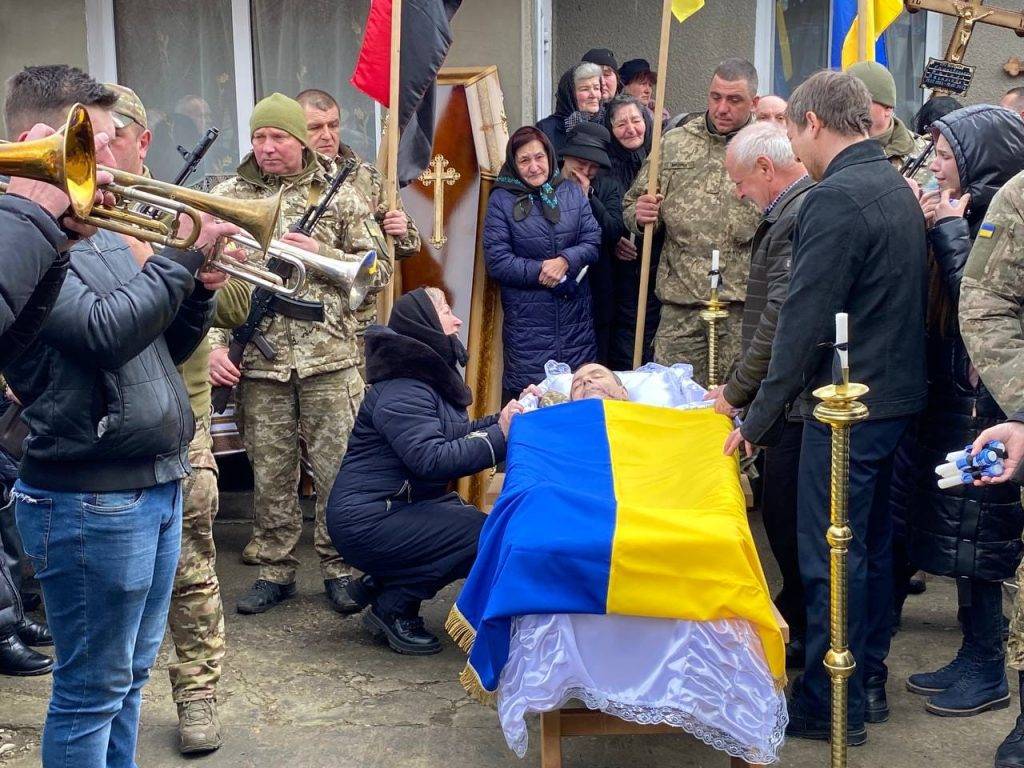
top-left (418, 154), bottom-right (461, 248)
top-left (905, 0), bottom-right (1024, 93)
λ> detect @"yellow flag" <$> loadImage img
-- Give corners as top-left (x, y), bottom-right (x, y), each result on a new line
top-left (841, 0), bottom-right (904, 68)
top-left (671, 0), bottom-right (705, 23)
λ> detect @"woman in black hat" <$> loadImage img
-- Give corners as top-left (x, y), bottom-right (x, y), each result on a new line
top-left (560, 122), bottom-right (623, 366)
top-left (326, 288), bottom-right (523, 655)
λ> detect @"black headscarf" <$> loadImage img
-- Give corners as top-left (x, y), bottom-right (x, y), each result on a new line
top-left (603, 96), bottom-right (654, 193)
top-left (495, 127), bottom-right (565, 224)
top-left (388, 288), bottom-right (469, 370)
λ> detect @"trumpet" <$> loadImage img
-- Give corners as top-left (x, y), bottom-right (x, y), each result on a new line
top-left (221, 232), bottom-right (379, 309)
top-left (83, 168), bottom-right (282, 253)
top-left (0, 102), bottom-right (96, 218)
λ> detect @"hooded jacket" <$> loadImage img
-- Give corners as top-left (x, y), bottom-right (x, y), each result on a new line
top-left (907, 104), bottom-right (1024, 581)
top-left (484, 132), bottom-right (602, 391)
top-left (327, 290), bottom-right (505, 528)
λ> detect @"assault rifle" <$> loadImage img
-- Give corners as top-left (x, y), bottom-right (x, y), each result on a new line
top-left (211, 159), bottom-right (358, 413)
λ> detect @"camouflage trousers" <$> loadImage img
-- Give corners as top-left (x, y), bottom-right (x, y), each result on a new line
top-left (168, 420), bottom-right (225, 703)
top-left (237, 366), bottom-right (363, 584)
top-left (653, 302), bottom-right (745, 389)
top-left (1008, 501), bottom-right (1024, 671)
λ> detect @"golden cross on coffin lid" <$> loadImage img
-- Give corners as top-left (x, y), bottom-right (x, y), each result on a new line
top-left (418, 154), bottom-right (461, 248)
top-left (905, 0), bottom-right (1024, 94)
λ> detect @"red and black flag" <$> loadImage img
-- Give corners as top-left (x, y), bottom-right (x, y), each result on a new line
top-left (351, 0), bottom-right (462, 186)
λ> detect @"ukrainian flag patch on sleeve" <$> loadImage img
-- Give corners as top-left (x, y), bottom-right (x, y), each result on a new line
top-left (979, 222), bottom-right (997, 238)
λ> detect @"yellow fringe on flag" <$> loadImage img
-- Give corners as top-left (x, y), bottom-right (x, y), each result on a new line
top-left (445, 604), bottom-right (476, 654)
top-left (458, 663), bottom-right (497, 708)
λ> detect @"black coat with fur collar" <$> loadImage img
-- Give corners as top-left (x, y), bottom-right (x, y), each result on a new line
top-left (327, 326), bottom-right (505, 527)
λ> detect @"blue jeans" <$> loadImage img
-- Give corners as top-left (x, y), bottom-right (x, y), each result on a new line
top-left (14, 480), bottom-right (182, 768)
top-left (797, 417), bottom-right (910, 728)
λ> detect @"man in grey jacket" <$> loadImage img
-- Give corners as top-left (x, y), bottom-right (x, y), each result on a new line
top-left (708, 120), bottom-right (813, 667)
top-left (3, 65), bottom-right (238, 767)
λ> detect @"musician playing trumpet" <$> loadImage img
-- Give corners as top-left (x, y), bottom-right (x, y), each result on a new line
top-left (206, 93), bottom-right (414, 619)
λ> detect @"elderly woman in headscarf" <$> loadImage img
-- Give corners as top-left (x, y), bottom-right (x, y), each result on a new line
top-left (326, 288), bottom-right (523, 656)
top-left (602, 95), bottom-right (659, 369)
top-left (484, 126), bottom-right (602, 404)
top-left (535, 62), bottom-right (604, 159)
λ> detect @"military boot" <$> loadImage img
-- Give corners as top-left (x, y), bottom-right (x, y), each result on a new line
top-left (994, 673), bottom-right (1024, 768)
top-left (236, 579), bottom-right (296, 615)
top-left (907, 647), bottom-right (974, 695)
top-left (926, 658), bottom-right (1010, 717)
top-left (177, 698), bottom-right (223, 754)
top-left (240, 538), bottom-right (259, 565)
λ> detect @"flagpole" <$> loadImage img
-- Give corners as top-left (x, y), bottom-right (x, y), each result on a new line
top-left (857, 0), bottom-right (871, 62)
top-left (632, 0), bottom-right (674, 368)
top-left (382, 0), bottom-right (403, 324)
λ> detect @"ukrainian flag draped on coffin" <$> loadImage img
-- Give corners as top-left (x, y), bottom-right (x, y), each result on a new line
top-left (447, 400), bottom-right (786, 700)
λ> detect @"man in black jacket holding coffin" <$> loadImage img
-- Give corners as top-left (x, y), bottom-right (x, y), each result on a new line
top-left (328, 288), bottom-right (523, 655)
top-left (725, 70), bottom-right (928, 745)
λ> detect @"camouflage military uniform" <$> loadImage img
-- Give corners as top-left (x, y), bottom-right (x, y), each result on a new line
top-left (209, 151), bottom-right (396, 585)
top-left (169, 278), bottom-right (250, 703)
top-left (335, 144), bottom-right (421, 372)
top-left (874, 116), bottom-right (934, 187)
top-left (623, 113), bottom-right (760, 386)
top-left (960, 171), bottom-right (1024, 670)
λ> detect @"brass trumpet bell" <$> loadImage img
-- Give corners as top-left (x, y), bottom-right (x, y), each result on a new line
top-left (84, 170), bottom-right (283, 252)
top-left (0, 103), bottom-right (96, 218)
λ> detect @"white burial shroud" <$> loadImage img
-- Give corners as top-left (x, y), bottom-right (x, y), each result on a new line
top-left (496, 362), bottom-right (788, 764)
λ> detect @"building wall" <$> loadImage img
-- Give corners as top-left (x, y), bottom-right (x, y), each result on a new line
top-left (551, 0), bottom-right (756, 119)
top-left (0, 0), bottom-right (89, 136)
top-left (443, 0), bottom-right (529, 131)
top-left (941, 15), bottom-right (1024, 105)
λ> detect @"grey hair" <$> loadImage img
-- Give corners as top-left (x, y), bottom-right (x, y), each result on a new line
top-left (606, 94), bottom-right (645, 124)
top-left (423, 286), bottom-right (447, 312)
top-left (573, 62), bottom-right (603, 87)
top-left (713, 58), bottom-right (759, 96)
top-left (729, 121), bottom-right (798, 171)
top-left (785, 70), bottom-right (871, 138)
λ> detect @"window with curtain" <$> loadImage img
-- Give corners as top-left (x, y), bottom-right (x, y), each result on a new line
top-left (251, 0), bottom-right (376, 163)
top-left (771, 1), bottom-right (928, 126)
top-left (114, 0), bottom-right (239, 183)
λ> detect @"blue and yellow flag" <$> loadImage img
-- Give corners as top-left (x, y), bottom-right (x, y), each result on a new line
top-left (831, 0), bottom-right (904, 69)
top-left (447, 400), bottom-right (785, 701)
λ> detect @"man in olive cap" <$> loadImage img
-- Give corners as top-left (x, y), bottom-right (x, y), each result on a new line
top-left (208, 93), bottom-right (411, 617)
top-left (105, 82), bottom-right (151, 177)
top-left (847, 61), bottom-right (925, 167)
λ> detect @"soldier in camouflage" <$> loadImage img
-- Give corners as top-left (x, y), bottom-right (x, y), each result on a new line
top-left (297, 88), bottom-right (421, 370)
top-left (623, 58), bottom-right (761, 386)
top-left (105, 83), bottom-right (249, 754)
top-left (959, 169), bottom-right (1024, 768)
top-left (207, 93), bottom-right (413, 616)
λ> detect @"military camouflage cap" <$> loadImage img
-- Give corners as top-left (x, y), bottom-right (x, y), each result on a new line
top-left (104, 83), bottom-right (148, 130)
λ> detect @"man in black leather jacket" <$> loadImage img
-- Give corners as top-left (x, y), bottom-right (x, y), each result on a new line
top-left (3, 65), bottom-right (238, 766)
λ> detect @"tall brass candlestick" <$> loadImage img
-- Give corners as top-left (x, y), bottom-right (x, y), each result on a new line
top-left (700, 249), bottom-right (729, 387)
top-left (812, 313), bottom-right (868, 768)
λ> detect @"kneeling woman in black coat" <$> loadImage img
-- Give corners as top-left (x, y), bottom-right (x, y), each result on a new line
top-left (327, 288), bottom-right (521, 655)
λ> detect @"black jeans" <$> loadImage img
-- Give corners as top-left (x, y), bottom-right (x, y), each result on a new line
top-left (959, 577), bottom-right (1005, 662)
top-left (797, 417), bottom-right (910, 727)
top-left (761, 420), bottom-right (805, 639)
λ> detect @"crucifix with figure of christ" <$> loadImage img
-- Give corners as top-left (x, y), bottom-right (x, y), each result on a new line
top-left (418, 154), bottom-right (461, 248)
top-left (905, 0), bottom-right (1024, 93)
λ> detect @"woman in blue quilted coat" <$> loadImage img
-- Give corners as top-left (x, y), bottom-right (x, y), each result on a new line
top-left (484, 126), bottom-right (602, 402)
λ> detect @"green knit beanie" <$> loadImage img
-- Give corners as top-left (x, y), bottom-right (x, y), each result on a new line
top-left (847, 61), bottom-right (897, 109)
top-left (249, 92), bottom-right (309, 146)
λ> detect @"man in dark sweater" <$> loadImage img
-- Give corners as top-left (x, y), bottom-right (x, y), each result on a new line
top-left (2, 65), bottom-right (238, 767)
top-left (726, 70), bottom-right (928, 744)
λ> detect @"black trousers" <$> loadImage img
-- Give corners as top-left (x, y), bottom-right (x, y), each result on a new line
top-left (761, 420), bottom-right (805, 639)
top-left (797, 417), bottom-right (910, 727)
top-left (331, 493), bottom-right (485, 619)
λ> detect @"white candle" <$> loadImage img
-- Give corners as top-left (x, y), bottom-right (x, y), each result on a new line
top-left (710, 249), bottom-right (720, 291)
top-left (836, 312), bottom-right (849, 372)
